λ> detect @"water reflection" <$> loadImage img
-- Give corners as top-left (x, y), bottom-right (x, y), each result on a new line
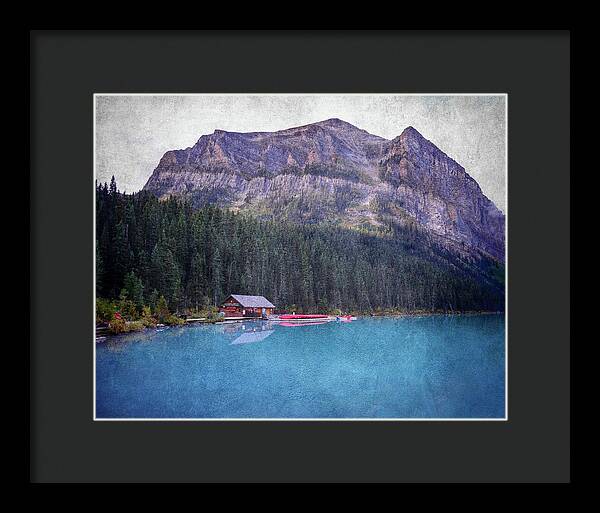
top-left (101, 328), bottom-right (161, 351)
top-left (278, 321), bottom-right (329, 327)
top-left (217, 320), bottom-right (276, 345)
top-left (231, 330), bottom-right (275, 345)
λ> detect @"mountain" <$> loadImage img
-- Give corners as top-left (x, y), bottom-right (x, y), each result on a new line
top-left (143, 119), bottom-right (505, 262)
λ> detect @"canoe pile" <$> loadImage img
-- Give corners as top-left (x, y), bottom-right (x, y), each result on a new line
top-left (275, 314), bottom-right (333, 324)
top-left (278, 314), bottom-right (330, 320)
top-left (279, 321), bottom-right (330, 327)
top-left (274, 314), bottom-right (356, 325)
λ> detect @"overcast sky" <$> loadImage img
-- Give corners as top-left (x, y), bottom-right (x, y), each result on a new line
top-left (96, 94), bottom-right (506, 211)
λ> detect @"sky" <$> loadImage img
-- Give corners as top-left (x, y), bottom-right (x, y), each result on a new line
top-left (95, 94), bottom-right (506, 211)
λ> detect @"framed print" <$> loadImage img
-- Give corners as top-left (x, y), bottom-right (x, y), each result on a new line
top-left (30, 30), bottom-right (570, 483)
top-left (93, 93), bottom-right (507, 421)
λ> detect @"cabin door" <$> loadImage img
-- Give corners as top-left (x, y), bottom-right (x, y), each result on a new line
top-left (261, 308), bottom-right (266, 317)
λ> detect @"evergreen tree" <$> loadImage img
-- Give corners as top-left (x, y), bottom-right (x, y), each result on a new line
top-left (187, 252), bottom-right (206, 311)
top-left (109, 175), bottom-right (118, 196)
top-left (154, 295), bottom-right (170, 323)
top-left (211, 245), bottom-right (223, 306)
top-left (150, 239), bottom-right (181, 309)
top-left (122, 271), bottom-right (144, 311)
top-left (112, 221), bottom-right (131, 297)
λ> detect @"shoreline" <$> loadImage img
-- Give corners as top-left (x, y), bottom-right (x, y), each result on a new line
top-left (96, 310), bottom-right (504, 341)
top-left (367, 310), bottom-right (504, 318)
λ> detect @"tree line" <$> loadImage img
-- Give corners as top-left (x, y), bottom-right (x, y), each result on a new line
top-left (96, 177), bottom-right (504, 317)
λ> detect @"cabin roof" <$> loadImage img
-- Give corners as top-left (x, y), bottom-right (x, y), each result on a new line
top-left (227, 294), bottom-right (276, 308)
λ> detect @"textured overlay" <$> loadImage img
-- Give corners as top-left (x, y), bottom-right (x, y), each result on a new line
top-left (95, 95), bottom-right (506, 212)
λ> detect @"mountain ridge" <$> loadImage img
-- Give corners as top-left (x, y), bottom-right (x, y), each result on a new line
top-left (143, 119), bottom-right (505, 262)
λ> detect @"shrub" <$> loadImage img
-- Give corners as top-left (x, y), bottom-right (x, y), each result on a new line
top-left (126, 321), bottom-right (145, 332)
top-left (186, 305), bottom-right (220, 320)
top-left (317, 298), bottom-right (329, 314)
top-left (120, 300), bottom-right (139, 321)
top-left (150, 295), bottom-right (185, 325)
top-left (108, 317), bottom-right (125, 334)
top-left (140, 306), bottom-right (157, 328)
top-left (165, 315), bottom-right (185, 326)
top-left (96, 298), bottom-right (117, 323)
top-left (108, 317), bottom-right (146, 335)
top-left (204, 306), bottom-right (220, 320)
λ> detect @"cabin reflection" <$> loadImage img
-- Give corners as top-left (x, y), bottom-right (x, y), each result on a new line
top-left (231, 329), bottom-right (274, 345)
top-left (223, 321), bottom-right (276, 345)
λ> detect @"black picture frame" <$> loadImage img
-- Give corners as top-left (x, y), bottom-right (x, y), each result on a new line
top-left (30, 30), bottom-right (570, 483)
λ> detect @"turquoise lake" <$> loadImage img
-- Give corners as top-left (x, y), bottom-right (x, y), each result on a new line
top-left (95, 314), bottom-right (505, 419)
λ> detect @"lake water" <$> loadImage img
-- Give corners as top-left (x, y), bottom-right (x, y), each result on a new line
top-left (96, 314), bottom-right (505, 419)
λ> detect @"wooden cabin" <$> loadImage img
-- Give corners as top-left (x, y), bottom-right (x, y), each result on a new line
top-left (219, 294), bottom-right (276, 318)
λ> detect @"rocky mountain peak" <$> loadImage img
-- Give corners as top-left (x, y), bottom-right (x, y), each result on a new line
top-left (400, 125), bottom-right (421, 138)
top-left (143, 119), bottom-right (505, 262)
top-left (315, 118), bottom-right (360, 129)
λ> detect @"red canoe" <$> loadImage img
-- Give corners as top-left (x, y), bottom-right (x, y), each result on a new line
top-left (279, 321), bottom-right (328, 327)
top-left (279, 314), bottom-right (330, 320)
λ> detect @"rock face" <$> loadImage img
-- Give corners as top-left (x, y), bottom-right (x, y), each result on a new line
top-left (144, 119), bottom-right (505, 261)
